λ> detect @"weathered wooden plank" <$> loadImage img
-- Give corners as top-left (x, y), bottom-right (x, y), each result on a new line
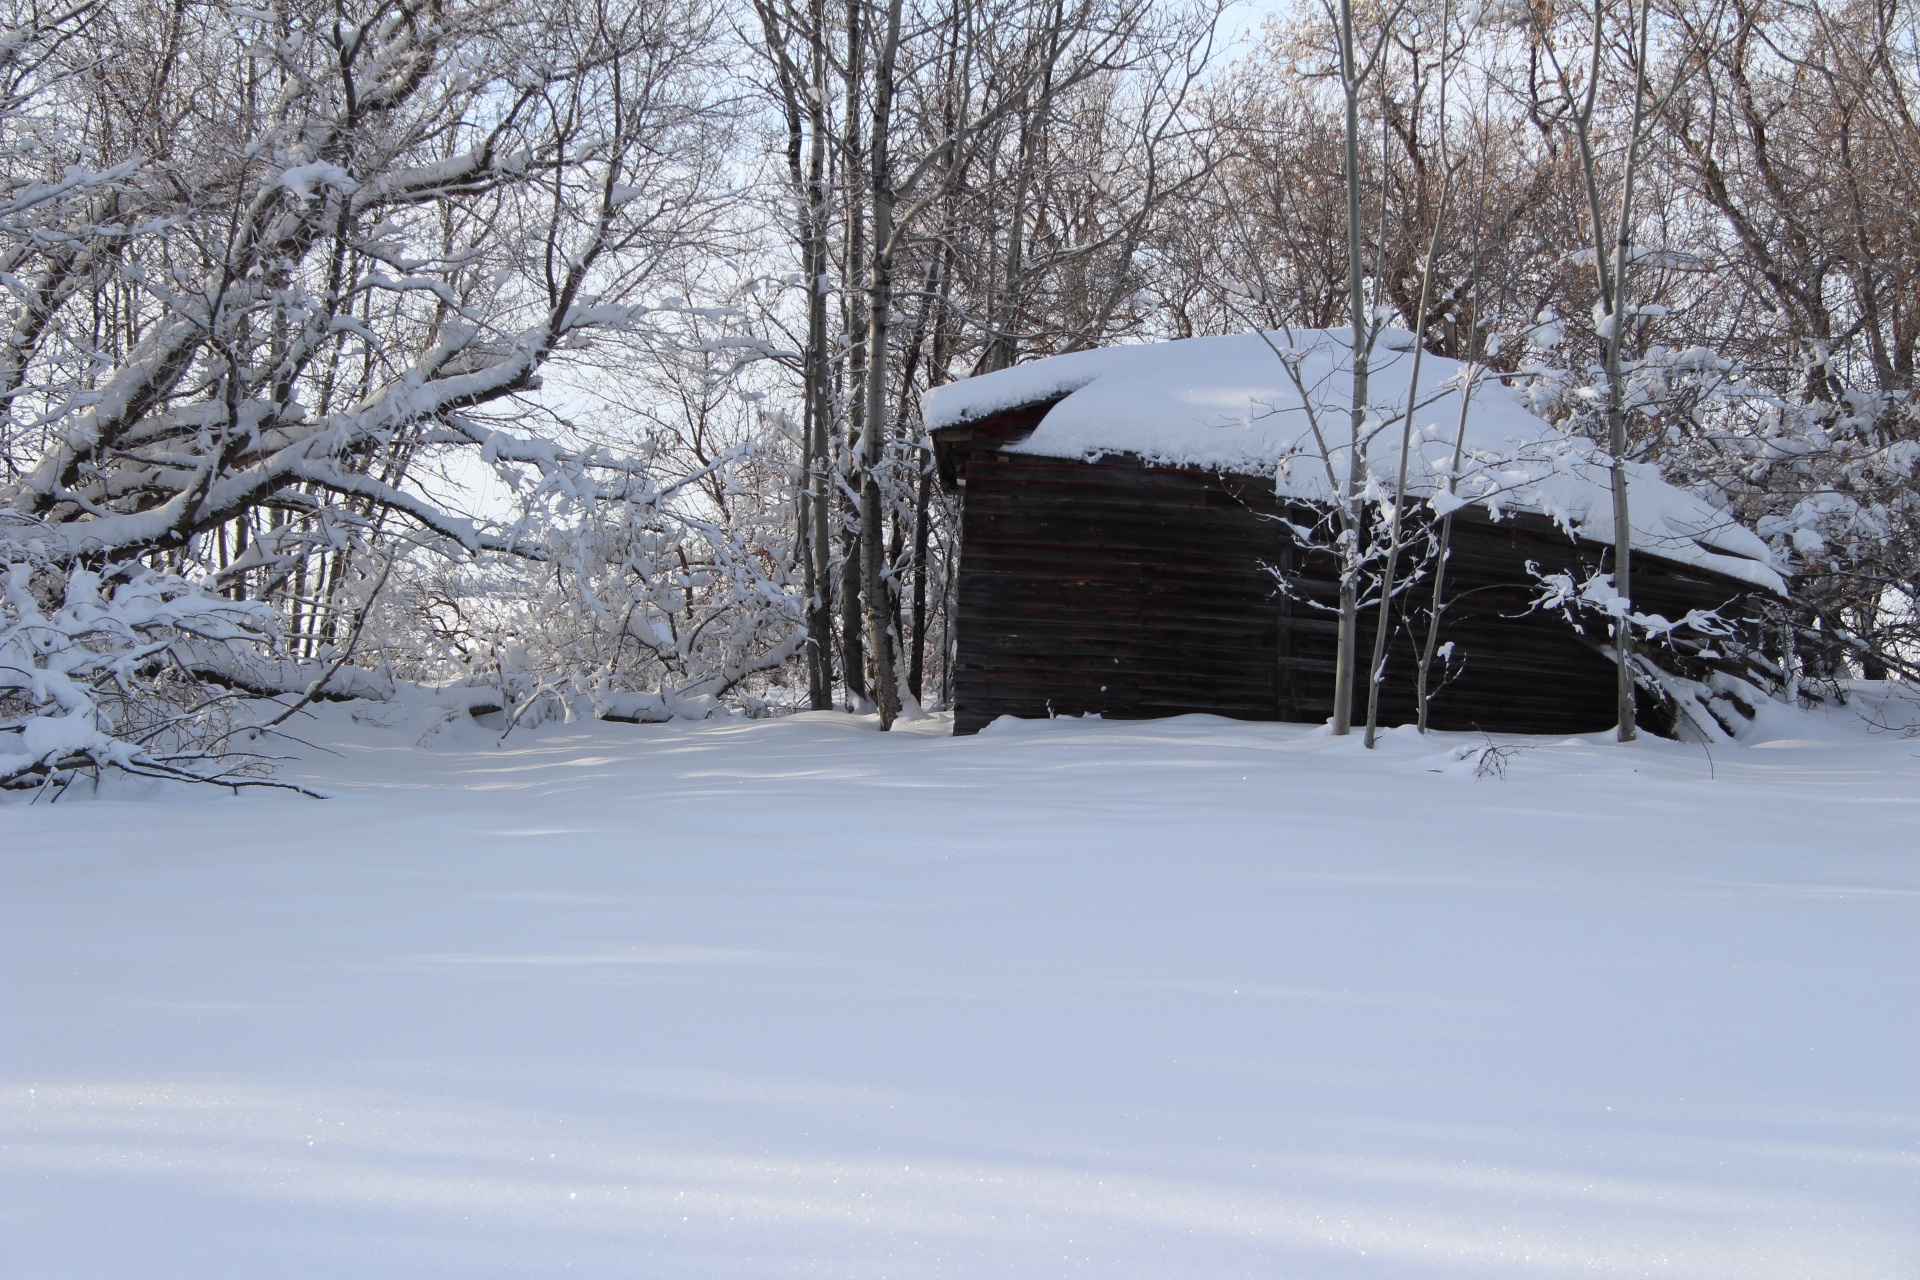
top-left (948, 443), bottom-right (1762, 737)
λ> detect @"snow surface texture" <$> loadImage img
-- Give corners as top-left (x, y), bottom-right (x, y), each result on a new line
top-left (6, 696), bottom-right (1918, 1278)
top-left (921, 330), bottom-right (1783, 591)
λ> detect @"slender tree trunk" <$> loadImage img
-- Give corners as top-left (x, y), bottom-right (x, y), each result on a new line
top-left (1780, 610), bottom-right (1800, 704)
top-left (756, 0), bottom-right (837, 710)
top-left (838, 480), bottom-right (867, 705)
top-left (1417, 355), bottom-right (1481, 732)
top-left (1597, 0), bottom-right (1654, 742)
top-left (1550, 0), bottom-right (1655, 741)
top-left (859, 0), bottom-right (906, 728)
top-left (908, 460), bottom-right (932, 700)
top-left (1363, 186), bottom-right (1449, 747)
top-left (985, 107), bottom-right (1030, 374)
top-left (942, 513), bottom-right (958, 708)
top-left (803, 0), bottom-right (836, 708)
top-left (1332, 0), bottom-right (1370, 737)
top-left (879, 254), bottom-right (938, 709)
top-left (228, 516), bottom-right (249, 600)
top-left (914, 224), bottom-right (957, 706)
top-left (984, 46), bottom-right (1053, 374)
top-left (794, 470), bottom-right (824, 697)
top-left (886, 492), bottom-right (906, 695)
top-left (1365, 6), bottom-right (1456, 747)
top-left (1416, 206), bottom-right (1485, 733)
top-left (838, 0), bottom-right (869, 709)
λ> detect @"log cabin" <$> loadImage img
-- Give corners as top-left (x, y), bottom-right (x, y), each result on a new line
top-left (924, 330), bottom-right (1784, 737)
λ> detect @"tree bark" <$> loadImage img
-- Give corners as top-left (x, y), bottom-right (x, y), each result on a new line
top-left (803, 0), bottom-right (838, 709)
top-left (1332, 0), bottom-right (1371, 737)
top-left (837, 0), bottom-right (869, 709)
top-left (1597, 0), bottom-right (1655, 743)
top-left (859, 0), bottom-right (906, 728)
top-left (908, 460), bottom-right (932, 702)
top-left (1363, 182), bottom-right (1449, 747)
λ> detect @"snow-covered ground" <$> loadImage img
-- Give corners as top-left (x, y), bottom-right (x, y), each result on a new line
top-left (5, 697), bottom-right (1918, 1278)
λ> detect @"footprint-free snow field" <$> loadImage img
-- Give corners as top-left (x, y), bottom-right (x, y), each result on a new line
top-left (4, 705), bottom-right (1917, 1278)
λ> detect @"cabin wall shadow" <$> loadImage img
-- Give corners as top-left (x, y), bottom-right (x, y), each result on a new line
top-left (951, 448), bottom-right (1754, 737)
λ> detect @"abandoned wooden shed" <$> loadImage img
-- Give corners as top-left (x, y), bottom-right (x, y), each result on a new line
top-left (924, 330), bottom-right (1784, 737)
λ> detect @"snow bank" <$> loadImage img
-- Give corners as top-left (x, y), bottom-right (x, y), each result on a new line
top-left (923, 330), bottom-right (1783, 591)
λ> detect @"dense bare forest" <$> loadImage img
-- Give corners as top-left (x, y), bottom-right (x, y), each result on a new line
top-left (3, 0), bottom-right (1916, 783)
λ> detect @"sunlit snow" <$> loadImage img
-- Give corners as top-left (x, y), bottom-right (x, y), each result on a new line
top-left (4, 696), bottom-right (1916, 1277)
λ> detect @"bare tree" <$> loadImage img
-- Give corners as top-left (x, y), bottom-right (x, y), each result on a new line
top-left (754, 0), bottom-right (839, 708)
top-left (0, 0), bottom-right (798, 780)
top-left (1523, 0), bottom-right (1720, 738)
top-left (1655, 0), bottom-right (1920, 683)
top-left (1363, 0), bottom-right (1464, 747)
top-left (3, 0), bottom-right (732, 572)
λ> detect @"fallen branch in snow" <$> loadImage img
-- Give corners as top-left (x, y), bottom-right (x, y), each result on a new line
top-left (0, 552), bottom-right (321, 795)
top-left (15, 751), bottom-right (328, 801)
top-left (1461, 734), bottom-right (1533, 780)
top-left (171, 644), bottom-right (397, 703)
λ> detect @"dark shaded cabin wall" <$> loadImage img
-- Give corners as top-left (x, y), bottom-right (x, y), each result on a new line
top-left (950, 447), bottom-right (1757, 737)
top-left (954, 452), bottom-right (1294, 734)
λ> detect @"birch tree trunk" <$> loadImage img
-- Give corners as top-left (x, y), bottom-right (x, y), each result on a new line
top-left (1332, 0), bottom-right (1373, 737)
top-left (1602, 0), bottom-right (1655, 743)
top-left (1364, 1), bottom-right (1457, 747)
top-left (1362, 188), bottom-right (1450, 747)
top-left (1570, 0), bottom-right (1655, 743)
top-left (803, 0), bottom-right (839, 710)
top-left (1416, 142), bottom-right (1491, 733)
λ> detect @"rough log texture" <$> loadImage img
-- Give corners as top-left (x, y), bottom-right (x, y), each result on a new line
top-left (947, 439), bottom-right (1759, 737)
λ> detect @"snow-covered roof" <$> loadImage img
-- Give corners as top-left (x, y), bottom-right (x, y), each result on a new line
top-left (923, 329), bottom-right (1782, 592)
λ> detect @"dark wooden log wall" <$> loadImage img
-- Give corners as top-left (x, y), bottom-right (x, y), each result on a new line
top-left (949, 444), bottom-right (1760, 737)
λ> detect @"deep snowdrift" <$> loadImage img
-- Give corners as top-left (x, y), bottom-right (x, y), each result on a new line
top-left (4, 699), bottom-right (1916, 1278)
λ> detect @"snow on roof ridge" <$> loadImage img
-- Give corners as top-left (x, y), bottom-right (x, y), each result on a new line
top-left (921, 329), bottom-right (1783, 593)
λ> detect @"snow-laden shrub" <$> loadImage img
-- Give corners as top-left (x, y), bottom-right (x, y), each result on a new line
top-left (0, 553), bottom-right (287, 792)
top-left (1513, 336), bottom-right (1920, 688)
top-left (371, 437), bottom-right (807, 734)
